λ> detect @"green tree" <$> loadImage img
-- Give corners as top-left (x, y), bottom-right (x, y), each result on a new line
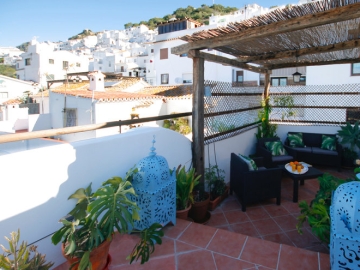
top-left (0, 65), bottom-right (16, 78)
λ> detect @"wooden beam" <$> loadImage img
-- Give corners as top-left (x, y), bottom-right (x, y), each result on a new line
top-left (171, 3), bottom-right (360, 55)
top-left (188, 50), bottom-right (268, 74)
top-left (192, 52), bottom-right (205, 183)
top-left (267, 57), bottom-right (360, 70)
top-left (237, 39), bottom-right (360, 62)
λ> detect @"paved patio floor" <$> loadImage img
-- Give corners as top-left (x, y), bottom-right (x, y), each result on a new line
top-left (54, 165), bottom-right (355, 270)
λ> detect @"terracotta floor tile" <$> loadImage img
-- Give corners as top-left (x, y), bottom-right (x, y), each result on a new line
top-left (240, 237), bottom-right (280, 269)
top-left (305, 243), bottom-right (329, 254)
top-left (319, 252), bottom-right (331, 270)
top-left (207, 229), bottom-right (247, 258)
top-left (230, 222), bottom-right (260, 237)
top-left (278, 245), bottom-right (319, 270)
top-left (109, 233), bottom-right (140, 265)
top-left (176, 250), bottom-right (216, 270)
top-left (224, 209), bottom-right (249, 224)
top-left (252, 218), bottom-right (282, 236)
top-left (110, 255), bottom-right (175, 270)
top-left (213, 253), bottom-right (256, 270)
top-left (214, 224), bottom-right (233, 232)
top-left (246, 207), bottom-right (270, 221)
top-left (285, 229), bottom-right (322, 249)
top-left (263, 204), bottom-right (290, 217)
top-left (175, 240), bottom-right (201, 253)
top-left (209, 205), bottom-right (223, 214)
top-left (273, 215), bottom-right (299, 231)
top-left (150, 237), bottom-right (174, 258)
top-left (220, 198), bottom-right (242, 211)
top-left (162, 218), bottom-right (191, 240)
top-left (206, 212), bottom-right (228, 227)
top-left (262, 232), bottom-right (294, 246)
top-left (281, 201), bottom-right (301, 215)
top-left (178, 222), bottom-right (217, 248)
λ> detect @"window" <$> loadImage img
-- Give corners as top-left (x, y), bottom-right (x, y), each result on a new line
top-left (161, 74), bottom-right (169, 84)
top-left (160, 48), bottom-right (168, 60)
top-left (151, 49), bottom-right (154, 53)
top-left (182, 73), bottom-right (192, 84)
top-left (351, 63), bottom-right (360, 76)
top-left (180, 53), bottom-right (188, 57)
top-left (16, 63), bottom-right (19, 68)
top-left (63, 61), bottom-right (69, 69)
top-left (25, 58), bottom-right (31, 66)
top-left (121, 66), bottom-right (124, 72)
top-left (271, 77), bottom-right (287, 86)
top-left (144, 60), bottom-right (146, 63)
top-left (49, 59), bottom-right (54, 64)
top-left (0, 92), bottom-right (8, 98)
top-left (76, 62), bottom-right (81, 67)
top-left (236, 71), bottom-right (244, 82)
top-left (64, 108), bottom-right (77, 127)
top-left (46, 74), bottom-right (54, 80)
top-left (109, 62), bottom-right (111, 67)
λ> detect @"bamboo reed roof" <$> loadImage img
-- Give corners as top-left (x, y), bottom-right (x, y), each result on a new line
top-left (171, 0), bottom-right (360, 73)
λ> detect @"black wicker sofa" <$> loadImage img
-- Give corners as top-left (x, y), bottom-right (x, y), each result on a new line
top-left (284, 132), bottom-right (342, 171)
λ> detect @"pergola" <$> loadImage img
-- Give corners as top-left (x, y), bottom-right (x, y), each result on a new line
top-left (171, 0), bottom-right (360, 179)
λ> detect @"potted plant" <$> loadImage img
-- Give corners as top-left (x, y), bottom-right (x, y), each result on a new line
top-left (0, 229), bottom-right (54, 270)
top-left (175, 165), bottom-right (201, 220)
top-left (205, 164), bottom-right (229, 211)
top-left (337, 121), bottom-right (360, 167)
top-left (255, 97), bottom-right (277, 139)
top-left (188, 182), bottom-right (211, 223)
top-left (51, 167), bottom-right (164, 270)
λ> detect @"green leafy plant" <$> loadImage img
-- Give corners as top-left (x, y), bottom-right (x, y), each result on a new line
top-left (337, 121), bottom-right (360, 151)
top-left (272, 95), bottom-right (296, 120)
top-left (0, 229), bottom-right (54, 270)
top-left (255, 97), bottom-right (277, 139)
top-left (51, 167), bottom-right (164, 269)
top-left (297, 173), bottom-right (354, 244)
top-left (175, 165), bottom-right (201, 210)
top-left (163, 116), bottom-right (191, 135)
top-left (205, 165), bottom-right (226, 200)
top-left (211, 120), bottom-right (235, 133)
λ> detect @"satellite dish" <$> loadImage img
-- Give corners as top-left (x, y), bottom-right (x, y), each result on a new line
top-left (175, 78), bottom-right (182, 84)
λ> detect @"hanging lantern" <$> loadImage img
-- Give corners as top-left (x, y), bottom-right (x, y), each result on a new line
top-left (292, 55), bottom-right (302, 83)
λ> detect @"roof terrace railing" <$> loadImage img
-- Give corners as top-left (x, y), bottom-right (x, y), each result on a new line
top-left (0, 112), bottom-right (192, 144)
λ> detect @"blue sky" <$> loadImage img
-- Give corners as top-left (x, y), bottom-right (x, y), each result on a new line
top-left (0, 0), bottom-right (290, 47)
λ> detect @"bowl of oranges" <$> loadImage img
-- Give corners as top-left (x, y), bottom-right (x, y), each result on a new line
top-left (285, 161), bottom-right (308, 174)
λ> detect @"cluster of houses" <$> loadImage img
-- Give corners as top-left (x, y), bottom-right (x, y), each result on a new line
top-left (0, 0), bottom-right (359, 140)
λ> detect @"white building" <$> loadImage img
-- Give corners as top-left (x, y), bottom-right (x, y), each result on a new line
top-left (49, 72), bottom-right (165, 141)
top-left (0, 47), bottom-right (23, 66)
top-left (0, 75), bottom-right (38, 105)
top-left (16, 40), bottom-right (91, 87)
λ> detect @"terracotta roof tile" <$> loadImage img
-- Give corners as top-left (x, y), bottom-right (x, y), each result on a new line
top-left (2, 99), bottom-right (21, 105)
top-left (140, 85), bottom-right (193, 99)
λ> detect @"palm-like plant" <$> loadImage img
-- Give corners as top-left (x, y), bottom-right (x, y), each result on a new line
top-left (51, 168), bottom-right (163, 270)
top-left (175, 166), bottom-right (200, 210)
top-left (337, 121), bottom-right (360, 151)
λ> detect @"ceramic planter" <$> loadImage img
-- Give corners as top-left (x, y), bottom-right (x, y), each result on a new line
top-left (176, 203), bottom-right (192, 220)
top-left (189, 193), bottom-right (210, 223)
top-left (208, 185), bottom-right (229, 211)
top-left (62, 239), bottom-right (112, 270)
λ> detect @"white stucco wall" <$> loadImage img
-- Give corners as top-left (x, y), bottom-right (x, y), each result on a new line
top-left (306, 64), bottom-right (360, 85)
top-left (28, 113), bottom-right (52, 131)
top-left (0, 127), bottom-right (192, 268)
top-left (0, 75), bottom-right (36, 104)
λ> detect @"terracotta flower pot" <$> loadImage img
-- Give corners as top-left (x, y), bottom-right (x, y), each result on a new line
top-left (176, 203), bottom-right (192, 220)
top-left (189, 193), bottom-right (210, 223)
top-left (208, 185), bottom-right (229, 211)
top-left (62, 239), bottom-right (112, 270)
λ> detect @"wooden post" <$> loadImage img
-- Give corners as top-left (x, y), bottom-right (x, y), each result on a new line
top-left (264, 71), bottom-right (271, 99)
top-left (192, 51), bottom-right (205, 182)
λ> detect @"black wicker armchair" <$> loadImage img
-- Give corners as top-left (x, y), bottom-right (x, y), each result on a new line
top-left (230, 153), bottom-right (282, 212)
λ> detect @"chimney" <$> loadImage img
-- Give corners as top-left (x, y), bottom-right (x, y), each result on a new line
top-left (88, 70), bottom-right (105, 91)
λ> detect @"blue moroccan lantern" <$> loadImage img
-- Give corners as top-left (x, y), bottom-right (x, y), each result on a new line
top-left (330, 181), bottom-right (360, 270)
top-left (131, 136), bottom-right (176, 230)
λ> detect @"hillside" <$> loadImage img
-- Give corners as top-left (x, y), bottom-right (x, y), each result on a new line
top-left (0, 65), bottom-right (16, 78)
top-left (68, 29), bottom-right (98, 40)
top-left (124, 4), bottom-right (238, 29)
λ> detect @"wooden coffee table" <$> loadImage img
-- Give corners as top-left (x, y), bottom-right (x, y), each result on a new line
top-left (279, 165), bottom-right (323, 202)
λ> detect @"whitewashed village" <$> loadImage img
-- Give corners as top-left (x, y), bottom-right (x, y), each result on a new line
top-left (1, 0), bottom-right (360, 269)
